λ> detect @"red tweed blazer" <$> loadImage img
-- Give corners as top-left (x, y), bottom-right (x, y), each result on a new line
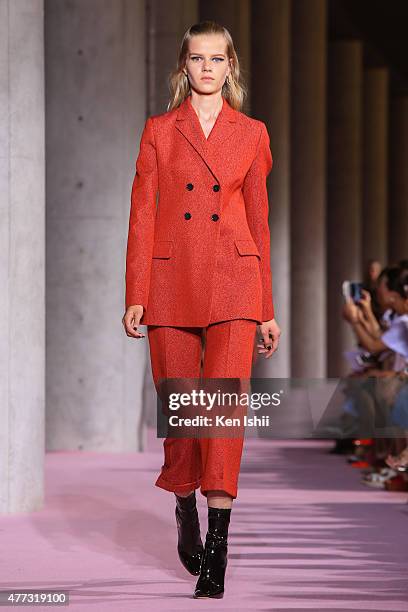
top-left (125, 94), bottom-right (275, 327)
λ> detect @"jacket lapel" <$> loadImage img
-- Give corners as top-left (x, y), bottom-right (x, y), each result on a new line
top-left (175, 95), bottom-right (238, 185)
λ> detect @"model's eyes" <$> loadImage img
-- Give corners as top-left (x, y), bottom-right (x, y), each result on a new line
top-left (190, 56), bottom-right (224, 62)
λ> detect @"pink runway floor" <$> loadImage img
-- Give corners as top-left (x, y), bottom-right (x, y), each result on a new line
top-left (1, 430), bottom-right (408, 611)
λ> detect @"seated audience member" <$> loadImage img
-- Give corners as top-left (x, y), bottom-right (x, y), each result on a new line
top-left (339, 266), bottom-right (408, 486)
top-left (331, 267), bottom-right (397, 454)
top-left (362, 258), bottom-right (383, 323)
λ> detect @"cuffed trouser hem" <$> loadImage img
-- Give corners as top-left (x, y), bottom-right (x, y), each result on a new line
top-left (155, 475), bottom-right (201, 496)
top-left (155, 475), bottom-right (238, 499)
top-left (200, 480), bottom-right (238, 499)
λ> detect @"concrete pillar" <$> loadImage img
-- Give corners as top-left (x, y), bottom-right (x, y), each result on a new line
top-left (251, 0), bottom-right (291, 378)
top-left (389, 96), bottom-right (408, 264)
top-left (290, 0), bottom-right (327, 378)
top-left (0, 0), bottom-right (45, 512)
top-left (327, 41), bottom-right (363, 377)
top-left (199, 0), bottom-right (251, 113)
top-left (362, 68), bottom-right (389, 268)
top-left (45, 0), bottom-right (148, 451)
top-left (148, 0), bottom-right (199, 114)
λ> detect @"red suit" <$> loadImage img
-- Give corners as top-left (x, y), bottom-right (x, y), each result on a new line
top-left (125, 94), bottom-right (275, 326)
top-left (125, 94), bottom-right (275, 498)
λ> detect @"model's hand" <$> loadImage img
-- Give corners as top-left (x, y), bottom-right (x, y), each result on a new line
top-left (257, 318), bottom-right (281, 358)
top-left (122, 305), bottom-right (145, 339)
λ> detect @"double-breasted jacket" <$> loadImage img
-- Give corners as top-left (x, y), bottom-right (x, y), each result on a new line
top-left (125, 94), bottom-right (275, 327)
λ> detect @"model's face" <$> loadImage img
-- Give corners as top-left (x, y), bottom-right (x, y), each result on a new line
top-left (184, 34), bottom-right (231, 95)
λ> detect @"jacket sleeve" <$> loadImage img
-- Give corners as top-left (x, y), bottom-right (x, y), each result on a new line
top-left (125, 116), bottom-right (158, 310)
top-left (242, 121), bottom-right (275, 322)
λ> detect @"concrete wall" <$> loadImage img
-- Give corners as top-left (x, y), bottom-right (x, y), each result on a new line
top-left (0, 0), bottom-right (45, 512)
top-left (45, 0), bottom-right (148, 452)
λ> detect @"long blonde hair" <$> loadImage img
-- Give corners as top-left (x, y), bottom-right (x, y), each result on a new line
top-left (167, 20), bottom-right (247, 112)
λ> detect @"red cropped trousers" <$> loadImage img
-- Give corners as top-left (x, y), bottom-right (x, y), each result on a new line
top-left (147, 319), bottom-right (257, 499)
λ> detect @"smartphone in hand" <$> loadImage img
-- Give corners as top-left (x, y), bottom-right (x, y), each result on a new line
top-left (342, 280), bottom-right (363, 303)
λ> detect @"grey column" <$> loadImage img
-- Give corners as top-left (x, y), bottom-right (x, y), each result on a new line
top-left (0, 0), bottom-right (45, 512)
top-left (45, 0), bottom-right (148, 451)
top-left (363, 68), bottom-right (389, 268)
top-left (148, 0), bottom-right (199, 114)
top-left (251, 0), bottom-right (291, 378)
top-left (291, 0), bottom-right (327, 378)
top-left (327, 41), bottom-right (363, 377)
top-left (389, 96), bottom-right (408, 264)
top-left (199, 0), bottom-right (251, 113)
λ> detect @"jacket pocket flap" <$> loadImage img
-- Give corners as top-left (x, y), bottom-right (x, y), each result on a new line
top-left (235, 239), bottom-right (261, 258)
top-left (152, 240), bottom-right (173, 259)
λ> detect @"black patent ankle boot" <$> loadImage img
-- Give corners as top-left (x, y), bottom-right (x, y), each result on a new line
top-left (193, 507), bottom-right (231, 598)
top-left (175, 491), bottom-right (204, 575)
